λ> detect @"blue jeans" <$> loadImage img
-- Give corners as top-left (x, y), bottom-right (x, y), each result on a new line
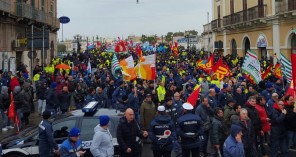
top-left (287, 131), bottom-right (296, 148)
top-left (16, 109), bottom-right (23, 129)
top-left (38, 99), bottom-right (46, 114)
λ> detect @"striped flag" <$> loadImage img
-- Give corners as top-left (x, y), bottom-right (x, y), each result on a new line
top-left (242, 50), bottom-right (262, 84)
top-left (111, 54), bottom-right (121, 79)
top-left (280, 52), bottom-right (292, 83)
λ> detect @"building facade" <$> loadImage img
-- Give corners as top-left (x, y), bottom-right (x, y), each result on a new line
top-left (0, 0), bottom-right (59, 75)
top-left (212, 0), bottom-right (296, 61)
top-left (199, 23), bottom-right (214, 52)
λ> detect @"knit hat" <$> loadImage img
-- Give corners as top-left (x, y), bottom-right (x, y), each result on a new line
top-left (215, 87), bottom-right (220, 94)
top-left (223, 84), bottom-right (229, 89)
top-left (99, 115), bottom-right (110, 126)
top-left (50, 82), bottom-right (58, 89)
top-left (230, 124), bottom-right (242, 138)
top-left (69, 127), bottom-right (80, 137)
top-left (165, 97), bottom-right (173, 102)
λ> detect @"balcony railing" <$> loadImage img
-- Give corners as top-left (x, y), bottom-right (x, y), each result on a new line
top-left (276, 0), bottom-right (296, 14)
top-left (223, 5), bottom-right (267, 27)
top-left (0, 0), bottom-right (12, 13)
top-left (211, 19), bottom-right (223, 30)
top-left (36, 10), bottom-right (46, 23)
top-left (45, 13), bottom-right (60, 29)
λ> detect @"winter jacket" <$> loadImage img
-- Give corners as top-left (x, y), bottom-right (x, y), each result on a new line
top-left (117, 117), bottom-right (143, 156)
top-left (224, 105), bottom-right (237, 128)
top-left (73, 89), bottom-right (85, 103)
top-left (223, 135), bottom-right (245, 157)
top-left (46, 88), bottom-right (59, 110)
top-left (233, 93), bottom-right (246, 106)
top-left (207, 95), bottom-right (218, 109)
top-left (60, 138), bottom-right (83, 157)
top-left (284, 103), bottom-right (296, 132)
top-left (36, 85), bottom-right (47, 100)
top-left (245, 102), bottom-right (262, 133)
top-left (233, 119), bottom-right (254, 149)
top-left (270, 103), bottom-right (286, 139)
top-left (95, 90), bottom-right (108, 108)
top-left (127, 92), bottom-right (139, 111)
top-left (10, 77), bottom-right (20, 92)
top-left (140, 101), bottom-right (156, 130)
top-left (67, 80), bottom-right (77, 93)
top-left (13, 86), bottom-right (23, 110)
top-left (255, 104), bottom-right (271, 132)
top-left (149, 115), bottom-right (176, 151)
top-left (85, 94), bottom-right (96, 104)
top-left (0, 86), bottom-right (9, 111)
top-left (58, 92), bottom-right (71, 111)
top-left (90, 125), bottom-right (114, 157)
top-left (39, 120), bottom-right (59, 157)
top-left (21, 83), bottom-right (33, 113)
top-left (209, 116), bottom-right (228, 146)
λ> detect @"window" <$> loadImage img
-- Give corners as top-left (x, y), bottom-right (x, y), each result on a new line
top-left (53, 119), bottom-right (77, 139)
top-left (31, 0), bottom-right (35, 7)
top-left (217, 5), bottom-right (221, 27)
top-left (41, 0), bottom-right (45, 11)
top-left (80, 118), bottom-right (116, 141)
top-left (258, 0), bottom-right (264, 17)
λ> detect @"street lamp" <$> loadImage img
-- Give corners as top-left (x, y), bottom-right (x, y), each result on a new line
top-left (74, 34), bottom-right (82, 53)
top-left (185, 32), bottom-right (190, 51)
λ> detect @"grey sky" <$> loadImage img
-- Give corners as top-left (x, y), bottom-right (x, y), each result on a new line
top-left (57, 0), bottom-right (212, 40)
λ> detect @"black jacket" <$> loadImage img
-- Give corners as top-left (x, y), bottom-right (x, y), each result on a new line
top-left (0, 93), bottom-right (9, 110)
top-left (284, 104), bottom-right (296, 132)
top-left (117, 117), bottom-right (143, 156)
top-left (245, 103), bottom-right (262, 133)
top-left (209, 116), bottom-right (228, 146)
top-left (36, 85), bottom-right (47, 100)
top-left (270, 106), bottom-right (286, 139)
top-left (233, 119), bottom-right (255, 149)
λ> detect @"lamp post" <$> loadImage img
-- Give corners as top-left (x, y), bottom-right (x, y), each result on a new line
top-left (185, 32), bottom-right (190, 51)
top-left (74, 34), bottom-right (81, 53)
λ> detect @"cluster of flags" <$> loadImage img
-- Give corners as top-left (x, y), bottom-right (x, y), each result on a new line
top-left (111, 53), bottom-right (156, 81)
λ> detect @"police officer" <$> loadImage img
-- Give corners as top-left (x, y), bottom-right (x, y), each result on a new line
top-left (38, 110), bottom-right (59, 157)
top-left (164, 97), bottom-right (179, 124)
top-left (177, 103), bottom-right (204, 157)
top-left (149, 106), bottom-right (177, 157)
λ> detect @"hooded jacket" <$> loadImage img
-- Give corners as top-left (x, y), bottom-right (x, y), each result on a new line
top-left (13, 86), bottom-right (23, 110)
top-left (90, 125), bottom-right (114, 157)
top-left (223, 125), bottom-right (245, 157)
top-left (21, 83), bottom-right (33, 113)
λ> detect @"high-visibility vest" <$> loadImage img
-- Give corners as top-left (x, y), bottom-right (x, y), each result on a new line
top-left (33, 74), bottom-right (40, 82)
top-left (157, 86), bottom-right (166, 102)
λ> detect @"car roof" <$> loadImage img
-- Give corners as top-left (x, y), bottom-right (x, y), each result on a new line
top-left (70, 108), bottom-right (125, 118)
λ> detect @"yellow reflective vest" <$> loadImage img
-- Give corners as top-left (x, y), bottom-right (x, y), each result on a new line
top-left (156, 86), bottom-right (166, 102)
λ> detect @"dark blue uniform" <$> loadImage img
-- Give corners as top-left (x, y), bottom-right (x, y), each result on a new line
top-left (149, 115), bottom-right (176, 157)
top-left (177, 112), bottom-right (204, 157)
top-left (38, 120), bottom-right (58, 157)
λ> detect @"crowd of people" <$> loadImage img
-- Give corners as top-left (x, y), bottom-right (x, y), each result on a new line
top-left (0, 46), bottom-right (295, 157)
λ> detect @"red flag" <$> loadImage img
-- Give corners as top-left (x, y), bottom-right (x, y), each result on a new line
top-left (211, 59), bottom-right (230, 81)
top-left (291, 52), bottom-right (296, 91)
top-left (205, 54), bottom-right (214, 73)
top-left (274, 63), bottom-right (283, 79)
top-left (246, 74), bottom-right (256, 84)
top-left (8, 92), bottom-right (20, 131)
top-left (135, 44), bottom-right (143, 58)
top-left (286, 80), bottom-right (295, 97)
top-left (261, 65), bottom-right (272, 80)
top-left (187, 85), bottom-right (201, 107)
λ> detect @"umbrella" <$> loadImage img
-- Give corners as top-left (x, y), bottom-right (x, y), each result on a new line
top-left (55, 63), bottom-right (71, 69)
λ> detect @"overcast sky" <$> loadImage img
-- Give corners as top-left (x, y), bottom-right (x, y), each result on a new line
top-left (57, 0), bottom-right (212, 40)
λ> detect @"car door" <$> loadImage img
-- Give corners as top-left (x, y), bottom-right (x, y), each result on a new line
top-left (52, 118), bottom-right (78, 144)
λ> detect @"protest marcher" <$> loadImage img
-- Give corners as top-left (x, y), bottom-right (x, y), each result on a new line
top-left (60, 127), bottom-right (85, 157)
top-left (140, 94), bottom-right (156, 131)
top-left (284, 95), bottom-right (296, 149)
top-left (223, 124), bottom-right (245, 157)
top-left (38, 110), bottom-right (59, 157)
top-left (90, 115), bottom-right (114, 157)
top-left (117, 108), bottom-right (148, 157)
